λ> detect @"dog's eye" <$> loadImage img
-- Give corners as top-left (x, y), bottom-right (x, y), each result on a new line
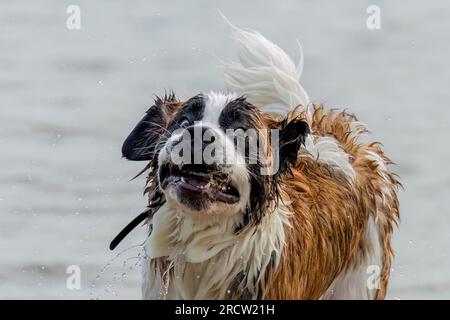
top-left (179, 117), bottom-right (190, 128)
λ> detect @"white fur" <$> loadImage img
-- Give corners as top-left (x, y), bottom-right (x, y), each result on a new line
top-left (222, 20), bottom-right (311, 121)
top-left (203, 92), bottom-right (237, 125)
top-left (142, 203), bottom-right (291, 299)
top-left (221, 21), bottom-right (359, 183)
top-left (305, 136), bottom-right (356, 180)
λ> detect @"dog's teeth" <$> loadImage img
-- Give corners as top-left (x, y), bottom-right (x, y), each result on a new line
top-left (181, 177), bottom-right (186, 183)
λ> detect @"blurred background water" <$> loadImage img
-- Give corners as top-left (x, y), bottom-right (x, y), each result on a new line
top-left (0, 0), bottom-right (449, 299)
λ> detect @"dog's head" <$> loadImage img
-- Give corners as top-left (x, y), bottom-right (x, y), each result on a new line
top-left (122, 92), bottom-right (309, 228)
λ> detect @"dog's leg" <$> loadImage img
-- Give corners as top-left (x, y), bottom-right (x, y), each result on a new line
top-left (322, 217), bottom-right (383, 300)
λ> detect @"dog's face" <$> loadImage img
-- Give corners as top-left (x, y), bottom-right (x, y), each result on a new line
top-left (122, 92), bottom-right (309, 227)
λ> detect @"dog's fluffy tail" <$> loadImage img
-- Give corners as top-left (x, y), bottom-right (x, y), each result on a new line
top-left (222, 18), bottom-right (310, 121)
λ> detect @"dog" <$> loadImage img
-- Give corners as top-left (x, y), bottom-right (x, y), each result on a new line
top-left (114, 23), bottom-right (400, 300)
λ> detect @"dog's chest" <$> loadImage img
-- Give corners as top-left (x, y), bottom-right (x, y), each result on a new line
top-left (142, 258), bottom-right (237, 299)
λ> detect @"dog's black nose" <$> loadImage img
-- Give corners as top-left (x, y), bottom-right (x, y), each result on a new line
top-left (185, 125), bottom-right (216, 163)
top-left (186, 125), bottom-right (214, 148)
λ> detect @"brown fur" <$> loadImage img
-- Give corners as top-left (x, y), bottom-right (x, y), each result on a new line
top-left (263, 105), bottom-right (400, 299)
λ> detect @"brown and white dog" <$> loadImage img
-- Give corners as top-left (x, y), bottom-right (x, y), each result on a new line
top-left (117, 24), bottom-right (400, 299)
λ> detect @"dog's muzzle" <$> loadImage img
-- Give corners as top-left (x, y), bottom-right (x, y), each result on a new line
top-left (158, 126), bottom-right (240, 209)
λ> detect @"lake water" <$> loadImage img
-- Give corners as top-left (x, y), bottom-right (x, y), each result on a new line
top-left (1, 0), bottom-right (449, 299)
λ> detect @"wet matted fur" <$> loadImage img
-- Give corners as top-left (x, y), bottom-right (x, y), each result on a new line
top-left (117, 23), bottom-right (400, 300)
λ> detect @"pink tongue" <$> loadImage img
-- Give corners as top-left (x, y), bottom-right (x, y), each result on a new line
top-left (185, 176), bottom-right (209, 188)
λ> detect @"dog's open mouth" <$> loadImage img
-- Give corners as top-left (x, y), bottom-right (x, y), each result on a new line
top-left (159, 163), bottom-right (240, 205)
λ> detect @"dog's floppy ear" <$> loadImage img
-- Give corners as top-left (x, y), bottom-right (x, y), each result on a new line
top-left (276, 116), bottom-right (310, 173)
top-left (122, 94), bottom-right (179, 161)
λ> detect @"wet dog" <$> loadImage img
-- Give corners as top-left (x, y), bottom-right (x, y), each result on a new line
top-left (115, 23), bottom-right (400, 299)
